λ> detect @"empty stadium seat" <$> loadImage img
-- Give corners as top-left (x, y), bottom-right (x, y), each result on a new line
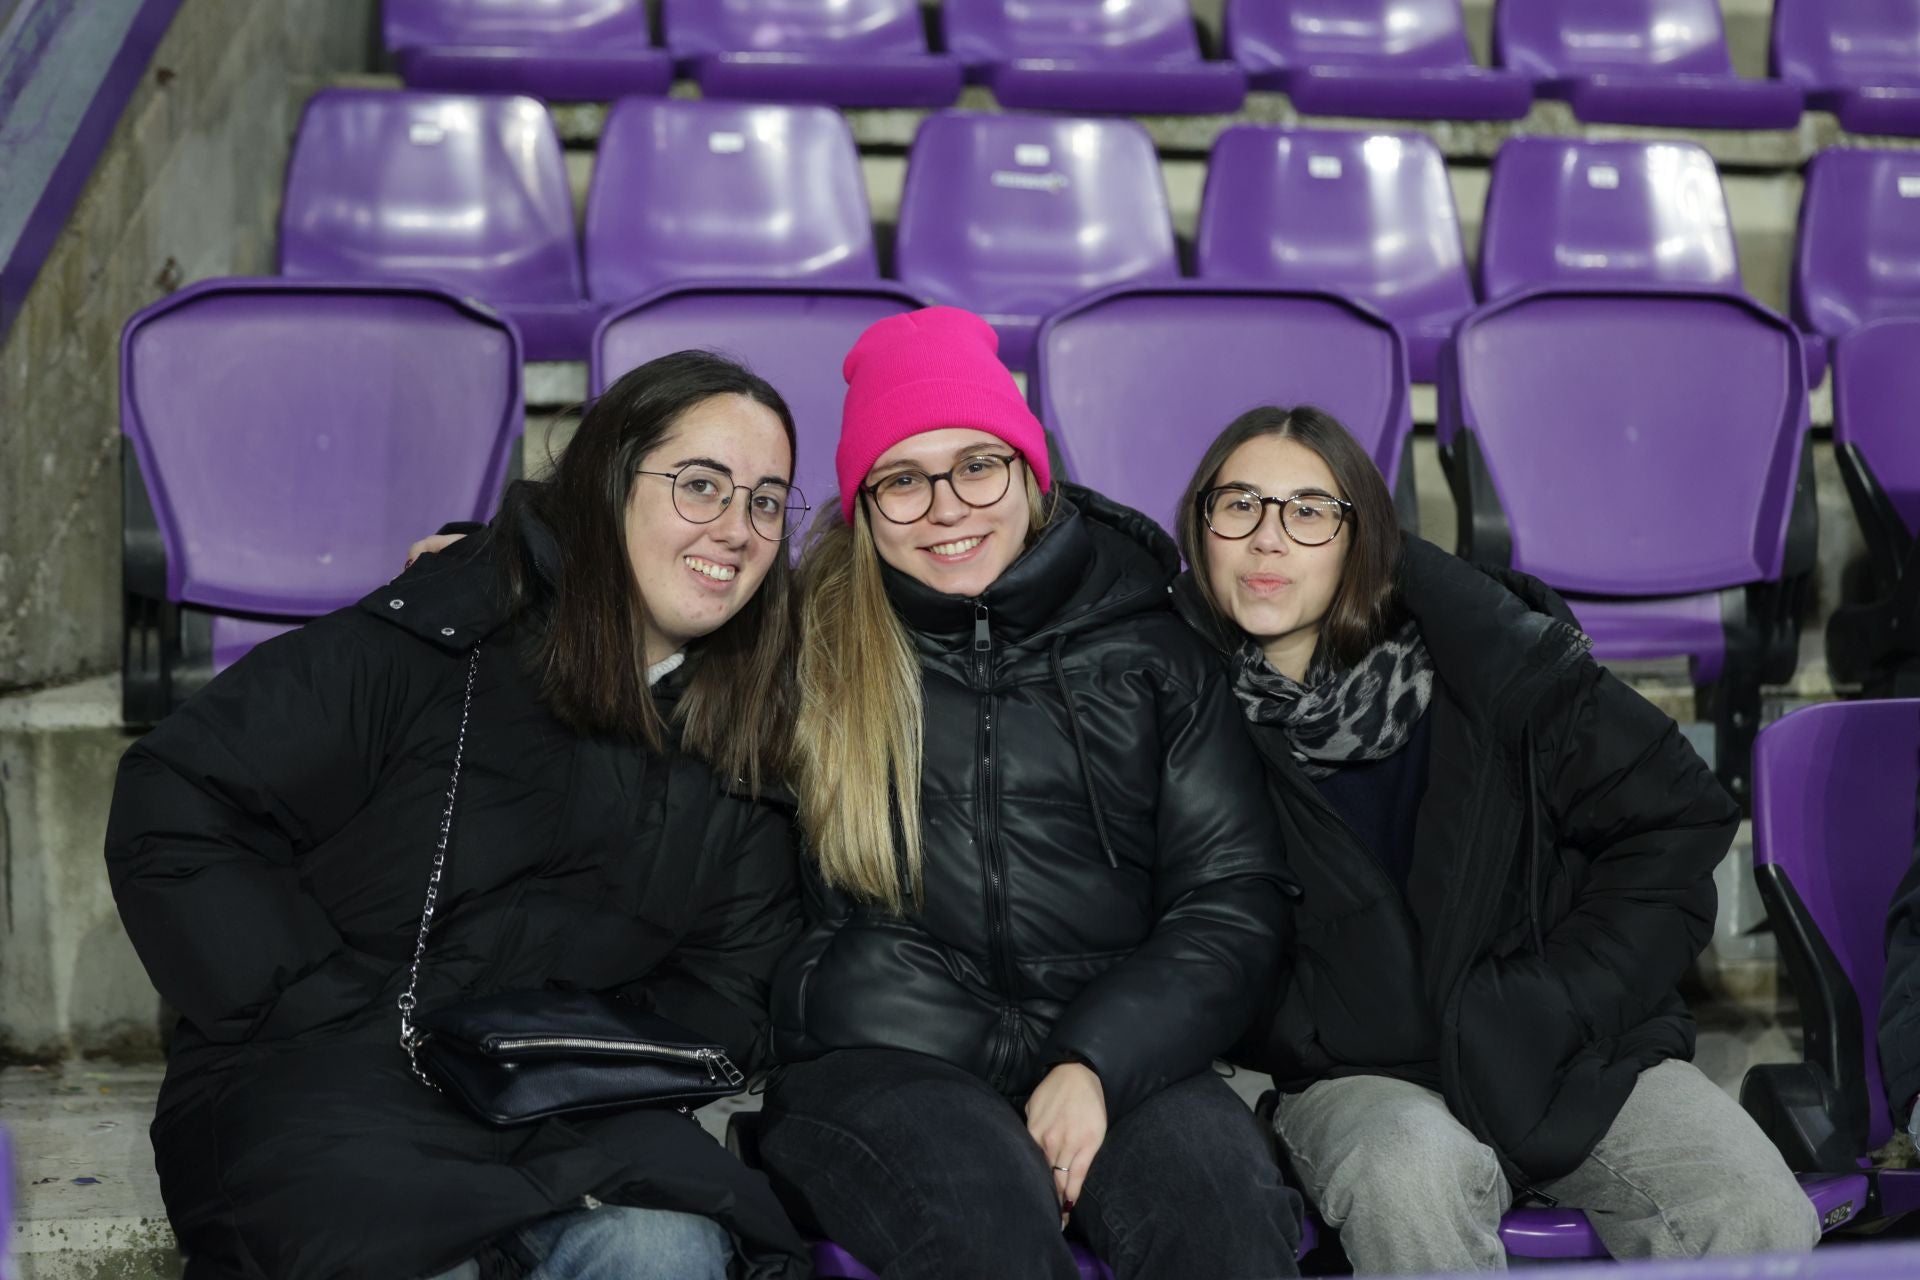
top-left (662, 0), bottom-right (962, 108)
top-left (383, 0), bottom-right (672, 99)
top-left (583, 100), bottom-right (877, 307)
top-left (1774, 0), bottom-right (1920, 137)
top-left (1222, 0), bottom-right (1532, 121)
top-left (1437, 286), bottom-right (1815, 801)
top-left (1494, 0), bottom-right (1803, 130)
top-left (943, 0), bottom-right (1247, 114)
top-left (1827, 318), bottom-right (1920, 693)
top-left (279, 89), bottom-right (595, 361)
top-left (1745, 699), bottom-right (1920, 1218)
top-left (1794, 148), bottom-right (1920, 382)
top-left (120, 280), bottom-right (523, 722)
top-left (1031, 284), bottom-right (1416, 531)
top-left (894, 112), bottom-right (1179, 372)
top-left (594, 282), bottom-right (924, 516)
top-left (1196, 125), bottom-right (1474, 383)
top-left (1479, 139), bottom-right (1742, 301)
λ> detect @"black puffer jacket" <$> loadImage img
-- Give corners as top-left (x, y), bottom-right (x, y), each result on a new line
top-left (1184, 536), bottom-right (1739, 1185)
top-left (771, 486), bottom-right (1295, 1119)
top-left (105, 529), bottom-right (808, 1280)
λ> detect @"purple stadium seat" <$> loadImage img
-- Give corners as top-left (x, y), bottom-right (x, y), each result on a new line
top-left (383, 0), bottom-right (672, 99)
top-left (661, 0), bottom-right (962, 108)
top-left (1494, 0), bottom-right (1803, 130)
top-left (1196, 125), bottom-right (1474, 383)
top-left (1479, 139), bottom-right (1741, 302)
top-left (894, 112), bottom-right (1179, 372)
top-left (594, 282), bottom-right (923, 517)
top-left (1032, 284), bottom-right (1415, 531)
top-left (1222, 0), bottom-right (1533, 122)
top-left (1437, 286), bottom-right (1814, 800)
top-left (942, 0), bottom-right (1247, 114)
top-left (1774, 0), bottom-right (1920, 138)
top-left (1749, 699), bottom-right (1920, 1218)
top-left (279, 89), bottom-right (595, 361)
top-left (119, 279), bottom-right (523, 722)
top-left (1826, 318), bottom-right (1920, 690)
top-left (583, 100), bottom-right (876, 308)
top-left (1794, 148), bottom-right (1920, 383)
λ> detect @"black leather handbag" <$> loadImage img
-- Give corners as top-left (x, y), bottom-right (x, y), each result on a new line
top-left (396, 646), bottom-right (746, 1125)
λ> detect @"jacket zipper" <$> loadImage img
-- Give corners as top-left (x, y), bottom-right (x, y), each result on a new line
top-left (1435, 626), bottom-right (1589, 1202)
top-left (974, 603), bottom-right (1021, 1090)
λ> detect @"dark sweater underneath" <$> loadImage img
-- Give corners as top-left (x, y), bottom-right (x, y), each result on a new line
top-left (1310, 710), bottom-right (1433, 894)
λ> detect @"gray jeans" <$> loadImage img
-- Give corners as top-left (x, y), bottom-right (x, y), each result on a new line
top-left (1274, 1059), bottom-right (1821, 1275)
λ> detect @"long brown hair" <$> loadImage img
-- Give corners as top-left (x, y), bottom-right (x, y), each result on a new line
top-left (795, 469), bottom-right (1052, 911)
top-left (1174, 405), bottom-right (1402, 669)
top-left (494, 351), bottom-right (798, 791)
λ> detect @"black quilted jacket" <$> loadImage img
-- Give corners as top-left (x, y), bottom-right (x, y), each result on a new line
top-left (771, 485), bottom-right (1296, 1119)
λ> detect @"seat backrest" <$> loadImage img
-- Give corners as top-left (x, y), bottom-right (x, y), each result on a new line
top-left (121, 280), bottom-right (522, 616)
top-left (1033, 286), bottom-right (1412, 535)
top-left (1445, 288), bottom-right (1805, 595)
top-left (1197, 126), bottom-right (1473, 317)
top-left (662, 0), bottom-right (931, 57)
top-left (1794, 147), bottom-right (1920, 340)
top-left (384, 0), bottom-right (653, 51)
top-left (895, 112), bottom-right (1177, 321)
top-left (1834, 317), bottom-right (1920, 540)
top-left (944, 0), bottom-right (1205, 66)
top-left (1755, 699), bottom-right (1920, 1149)
top-left (1479, 138), bottom-right (1741, 300)
top-left (583, 100), bottom-right (876, 305)
top-left (280, 89), bottom-right (581, 306)
top-left (1495, 0), bottom-right (1737, 77)
top-left (1224, 0), bottom-right (1479, 72)
top-left (594, 284), bottom-right (923, 517)
top-left (1773, 0), bottom-right (1920, 90)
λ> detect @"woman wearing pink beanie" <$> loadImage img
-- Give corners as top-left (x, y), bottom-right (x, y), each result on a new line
top-left (759, 307), bottom-right (1303, 1279)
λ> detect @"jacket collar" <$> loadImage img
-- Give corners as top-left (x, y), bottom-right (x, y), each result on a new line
top-left (354, 508), bottom-right (571, 652)
top-left (882, 483), bottom-right (1178, 646)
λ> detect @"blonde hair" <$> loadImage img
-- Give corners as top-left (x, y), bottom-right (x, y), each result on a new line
top-left (795, 471), bottom-right (1053, 912)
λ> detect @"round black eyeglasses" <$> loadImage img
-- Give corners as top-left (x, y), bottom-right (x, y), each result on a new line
top-left (1200, 486), bottom-right (1352, 546)
top-left (637, 465), bottom-right (810, 541)
top-left (861, 453), bottom-right (1021, 525)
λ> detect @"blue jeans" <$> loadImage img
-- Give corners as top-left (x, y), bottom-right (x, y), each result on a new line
top-left (425, 1204), bottom-right (730, 1280)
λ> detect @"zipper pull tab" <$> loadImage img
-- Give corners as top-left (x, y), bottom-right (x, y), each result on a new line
top-left (973, 604), bottom-right (991, 653)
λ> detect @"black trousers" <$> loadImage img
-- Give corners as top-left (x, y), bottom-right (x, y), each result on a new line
top-left (759, 1048), bottom-right (1301, 1280)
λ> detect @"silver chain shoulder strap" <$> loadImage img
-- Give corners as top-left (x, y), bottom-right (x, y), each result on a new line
top-left (398, 643), bottom-right (481, 1088)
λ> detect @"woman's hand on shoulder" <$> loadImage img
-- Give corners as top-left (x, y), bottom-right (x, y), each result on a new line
top-left (404, 532), bottom-right (464, 569)
top-left (1025, 1060), bottom-right (1107, 1228)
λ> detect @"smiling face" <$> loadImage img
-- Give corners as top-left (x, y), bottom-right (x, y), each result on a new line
top-left (625, 393), bottom-right (792, 665)
top-left (1200, 434), bottom-right (1351, 681)
top-left (862, 428), bottom-right (1031, 598)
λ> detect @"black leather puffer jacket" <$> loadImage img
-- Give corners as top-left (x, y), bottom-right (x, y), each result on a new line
top-left (771, 485), bottom-right (1295, 1119)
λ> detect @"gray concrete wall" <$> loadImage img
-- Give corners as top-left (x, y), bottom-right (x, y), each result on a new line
top-left (0, 0), bottom-right (375, 696)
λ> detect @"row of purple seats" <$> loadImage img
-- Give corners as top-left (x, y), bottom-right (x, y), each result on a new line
top-left (279, 90), bottom-right (1771, 381)
top-left (385, 0), bottom-right (1244, 113)
top-left (280, 92), bottom-right (878, 360)
top-left (384, 0), bottom-right (1920, 136)
top-left (1744, 699), bottom-right (1920, 1221)
top-left (122, 272), bottom-right (1818, 799)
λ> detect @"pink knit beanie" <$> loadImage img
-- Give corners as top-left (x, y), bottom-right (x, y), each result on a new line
top-left (835, 307), bottom-right (1052, 520)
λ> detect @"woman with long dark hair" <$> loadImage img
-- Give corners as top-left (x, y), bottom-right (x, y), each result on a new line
top-left (1173, 405), bottom-right (1819, 1273)
top-left (105, 352), bottom-right (811, 1280)
top-left (757, 307), bottom-right (1302, 1279)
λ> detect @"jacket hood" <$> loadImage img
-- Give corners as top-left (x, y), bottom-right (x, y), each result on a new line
top-left (355, 524), bottom-right (513, 652)
top-left (883, 482), bottom-right (1182, 646)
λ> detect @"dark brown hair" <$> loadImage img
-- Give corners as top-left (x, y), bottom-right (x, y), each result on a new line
top-left (494, 350), bottom-right (798, 791)
top-left (1174, 405), bottom-right (1402, 670)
